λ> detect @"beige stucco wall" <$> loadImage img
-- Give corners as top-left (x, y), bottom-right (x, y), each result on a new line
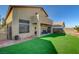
top-left (12, 7), bottom-right (51, 39)
top-left (0, 26), bottom-right (7, 40)
top-left (12, 7), bottom-right (40, 39)
top-left (6, 9), bottom-right (13, 25)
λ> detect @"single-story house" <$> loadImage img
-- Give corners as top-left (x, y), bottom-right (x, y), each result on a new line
top-left (52, 22), bottom-right (65, 33)
top-left (4, 5), bottom-right (53, 40)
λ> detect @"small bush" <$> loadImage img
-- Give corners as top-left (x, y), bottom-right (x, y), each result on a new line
top-left (74, 26), bottom-right (79, 32)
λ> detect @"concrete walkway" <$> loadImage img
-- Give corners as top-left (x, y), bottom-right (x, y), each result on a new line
top-left (0, 36), bottom-right (32, 48)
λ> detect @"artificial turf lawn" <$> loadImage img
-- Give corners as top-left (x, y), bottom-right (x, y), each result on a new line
top-left (0, 39), bottom-right (57, 54)
top-left (41, 33), bottom-right (79, 54)
top-left (0, 33), bottom-right (79, 54)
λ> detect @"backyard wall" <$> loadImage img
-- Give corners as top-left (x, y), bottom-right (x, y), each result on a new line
top-left (0, 26), bottom-right (7, 40)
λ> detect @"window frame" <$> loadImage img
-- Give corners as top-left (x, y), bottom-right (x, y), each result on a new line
top-left (19, 19), bottom-right (30, 33)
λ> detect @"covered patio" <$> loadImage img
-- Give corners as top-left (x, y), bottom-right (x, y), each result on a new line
top-left (30, 13), bottom-right (53, 37)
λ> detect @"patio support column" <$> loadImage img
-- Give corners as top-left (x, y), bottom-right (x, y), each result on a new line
top-left (36, 13), bottom-right (41, 37)
top-left (51, 27), bottom-right (53, 33)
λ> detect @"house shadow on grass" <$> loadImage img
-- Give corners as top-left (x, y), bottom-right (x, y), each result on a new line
top-left (31, 39), bottom-right (58, 54)
top-left (41, 33), bottom-right (66, 38)
top-left (0, 38), bottom-right (57, 54)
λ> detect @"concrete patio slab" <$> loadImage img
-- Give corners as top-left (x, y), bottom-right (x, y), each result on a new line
top-left (0, 36), bottom-right (32, 48)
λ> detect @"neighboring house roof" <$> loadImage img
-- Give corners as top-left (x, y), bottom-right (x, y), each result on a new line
top-left (53, 21), bottom-right (65, 27)
top-left (5, 5), bottom-right (48, 21)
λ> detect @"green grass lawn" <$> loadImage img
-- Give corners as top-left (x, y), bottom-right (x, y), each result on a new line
top-left (0, 33), bottom-right (79, 54)
top-left (0, 38), bottom-right (57, 54)
top-left (41, 33), bottom-right (79, 54)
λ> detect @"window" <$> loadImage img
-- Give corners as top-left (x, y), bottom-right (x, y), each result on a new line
top-left (19, 20), bottom-right (29, 33)
top-left (47, 27), bottom-right (51, 33)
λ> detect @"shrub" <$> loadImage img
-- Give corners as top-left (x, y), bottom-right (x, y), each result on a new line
top-left (74, 26), bottom-right (79, 32)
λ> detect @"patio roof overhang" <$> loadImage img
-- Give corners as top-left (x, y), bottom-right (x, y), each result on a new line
top-left (30, 15), bottom-right (52, 26)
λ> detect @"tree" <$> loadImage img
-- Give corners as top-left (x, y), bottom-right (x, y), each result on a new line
top-left (0, 15), bottom-right (5, 28)
top-left (0, 15), bottom-right (1, 23)
top-left (74, 25), bottom-right (79, 32)
top-left (0, 15), bottom-right (2, 28)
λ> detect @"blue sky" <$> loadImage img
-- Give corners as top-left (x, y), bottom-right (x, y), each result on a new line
top-left (0, 5), bottom-right (79, 28)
